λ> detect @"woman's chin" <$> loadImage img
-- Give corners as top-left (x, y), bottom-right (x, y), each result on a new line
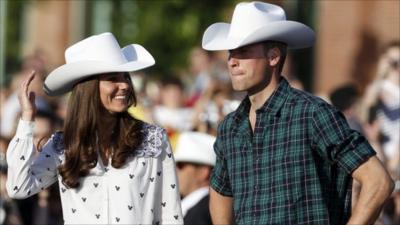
top-left (106, 107), bottom-right (128, 115)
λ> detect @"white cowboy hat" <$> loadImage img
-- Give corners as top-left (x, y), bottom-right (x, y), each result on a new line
top-left (43, 32), bottom-right (155, 96)
top-left (174, 132), bottom-right (216, 166)
top-left (202, 1), bottom-right (315, 51)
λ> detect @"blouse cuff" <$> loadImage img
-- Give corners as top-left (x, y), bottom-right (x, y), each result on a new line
top-left (16, 119), bottom-right (35, 137)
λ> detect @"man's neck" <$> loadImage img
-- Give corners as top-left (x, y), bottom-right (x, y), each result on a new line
top-left (248, 74), bottom-right (280, 132)
top-left (248, 74), bottom-right (280, 112)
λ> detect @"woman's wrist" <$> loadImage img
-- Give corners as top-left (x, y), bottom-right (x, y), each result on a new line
top-left (21, 111), bottom-right (35, 121)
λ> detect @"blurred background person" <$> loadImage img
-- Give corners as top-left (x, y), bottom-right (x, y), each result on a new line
top-left (191, 79), bottom-right (239, 135)
top-left (152, 77), bottom-right (194, 148)
top-left (186, 47), bottom-right (214, 107)
top-left (191, 53), bottom-right (240, 135)
top-left (361, 41), bottom-right (399, 178)
top-left (128, 72), bottom-right (155, 124)
top-left (375, 42), bottom-right (400, 180)
top-left (363, 105), bottom-right (386, 163)
top-left (358, 40), bottom-right (400, 225)
top-left (330, 84), bottom-right (365, 135)
top-left (33, 109), bottom-right (61, 148)
top-left (174, 132), bottom-right (216, 225)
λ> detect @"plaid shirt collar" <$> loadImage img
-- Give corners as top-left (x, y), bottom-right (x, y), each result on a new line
top-left (233, 77), bottom-right (290, 122)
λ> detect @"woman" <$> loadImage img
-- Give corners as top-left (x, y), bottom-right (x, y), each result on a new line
top-left (6, 32), bottom-right (183, 224)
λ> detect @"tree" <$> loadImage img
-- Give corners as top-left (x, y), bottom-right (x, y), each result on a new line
top-left (104, 0), bottom-right (236, 77)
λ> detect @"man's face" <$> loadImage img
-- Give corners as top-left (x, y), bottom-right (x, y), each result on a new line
top-left (227, 43), bottom-right (272, 94)
top-left (160, 84), bottom-right (184, 108)
top-left (176, 162), bottom-right (198, 197)
top-left (176, 162), bottom-right (212, 198)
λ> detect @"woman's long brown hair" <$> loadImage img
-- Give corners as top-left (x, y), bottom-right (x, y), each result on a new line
top-left (58, 74), bottom-right (143, 188)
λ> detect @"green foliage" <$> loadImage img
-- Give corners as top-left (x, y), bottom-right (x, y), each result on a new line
top-left (109, 0), bottom-right (235, 77)
top-left (4, 0), bottom-right (26, 81)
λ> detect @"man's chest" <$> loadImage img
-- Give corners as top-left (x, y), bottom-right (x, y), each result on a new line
top-left (223, 111), bottom-right (315, 191)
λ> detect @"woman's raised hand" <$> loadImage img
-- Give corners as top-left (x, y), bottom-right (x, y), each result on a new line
top-left (18, 70), bottom-right (37, 121)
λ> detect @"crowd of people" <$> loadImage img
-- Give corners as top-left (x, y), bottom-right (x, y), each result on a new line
top-left (0, 2), bottom-right (398, 225)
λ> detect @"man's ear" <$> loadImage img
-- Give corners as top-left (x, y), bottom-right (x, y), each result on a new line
top-left (266, 47), bottom-right (281, 67)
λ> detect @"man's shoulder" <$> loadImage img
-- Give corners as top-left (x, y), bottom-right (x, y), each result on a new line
top-left (218, 109), bottom-right (238, 131)
top-left (287, 87), bottom-right (333, 111)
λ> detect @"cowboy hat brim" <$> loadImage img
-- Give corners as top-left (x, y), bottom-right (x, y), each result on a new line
top-left (44, 44), bottom-right (155, 96)
top-left (202, 20), bottom-right (315, 51)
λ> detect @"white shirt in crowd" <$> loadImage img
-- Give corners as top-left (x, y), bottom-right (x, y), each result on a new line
top-left (152, 106), bottom-right (193, 132)
top-left (6, 120), bottom-right (183, 225)
top-left (180, 186), bottom-right (209, 217)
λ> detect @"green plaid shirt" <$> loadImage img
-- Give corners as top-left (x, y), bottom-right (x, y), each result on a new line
top-left (211, 78), bottom-right (376, 225)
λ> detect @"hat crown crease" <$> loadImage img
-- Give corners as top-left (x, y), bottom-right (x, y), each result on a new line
top-left (229, 2), bottom-right (286, 39)
top-left (65, 33), bottom-right (128, 65)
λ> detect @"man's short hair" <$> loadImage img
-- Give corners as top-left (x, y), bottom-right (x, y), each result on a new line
top-left (262, 41), bottom-right (287, 74)
top-left (329, 84), bottom-right (358, 112)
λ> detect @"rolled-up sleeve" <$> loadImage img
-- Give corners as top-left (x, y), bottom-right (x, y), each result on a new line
top-left (210, 127), bottom-right (232, 197)
top-left (311, 103), bottom-right (376, 174)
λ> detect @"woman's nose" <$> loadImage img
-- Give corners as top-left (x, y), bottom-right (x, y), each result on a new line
top-left (119, 80), bottom-right (130, 90)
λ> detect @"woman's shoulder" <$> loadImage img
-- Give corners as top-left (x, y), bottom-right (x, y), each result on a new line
top-left (135, 121), bottom-right (167, 158)
top-left (139, 121), bottom-right (165, 135)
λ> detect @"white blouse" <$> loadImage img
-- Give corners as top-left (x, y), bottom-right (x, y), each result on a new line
top-left (6, 119), bottom-right (183, 225)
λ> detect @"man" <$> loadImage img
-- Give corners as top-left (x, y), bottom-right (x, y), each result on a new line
top-left (174, 132), bottom-right (216, 225)
top-left (201, 2), bottom-right (394, 225)
top-left (329, 84), bottom-right (365, 135)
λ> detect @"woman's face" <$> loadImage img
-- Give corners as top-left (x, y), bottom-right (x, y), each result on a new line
top-left (99, 72), bottom-right (132, 114)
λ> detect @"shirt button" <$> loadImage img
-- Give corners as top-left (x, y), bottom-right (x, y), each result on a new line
top-left (254, 185), bottom-right (258, 190)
